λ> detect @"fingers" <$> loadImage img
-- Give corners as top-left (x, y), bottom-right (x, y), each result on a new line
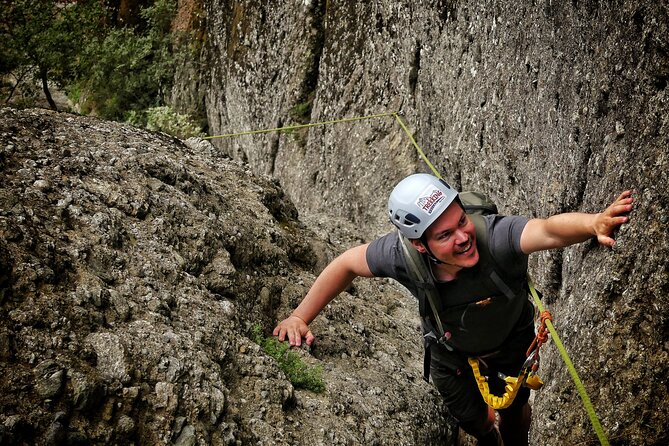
top-left (612, 215), bottom-right (629, 226)
top-left (610, 190), bottom-right (634, 221)
top-left (272, 321), bottom-right (294, 344)
top-left (289, 329), bottom-right (302, 347)
top-left (608, 203), bottom-right (632, 217)
top-left (596, 190), bottom-right (634, 248)
top-left (607, 192), bottom-right (633, 216)
top-left (305, 330), bottom-right (315, 346)
top-left (609, 201), bottom-right (633, 215)
top-left (290, 327), bottom-right (316, 347)
top-left (615, 190), bottom-right (633, 202)
top-left (274, 325), bottom-right (288, 343)
top-left (272, 319), bottom-right (314, 347)
top-left (597, 234), bottom-right (616, 248)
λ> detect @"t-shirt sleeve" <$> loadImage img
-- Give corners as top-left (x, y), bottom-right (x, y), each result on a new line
top-left (485, 214), bottom-right (530, 275)
top-left (366, 231), bottom-right (404, 278)
top-left (366, 232), bottom-right (425, 299)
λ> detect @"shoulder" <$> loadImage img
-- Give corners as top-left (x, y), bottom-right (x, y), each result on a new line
top-left (482, 214), bottom-right (530, 256)
top-left (366, 231), bottom-right (412, 279)
top-left (472, 214), bottom-right (530, 282)
top-left (366, 231), bottom-right (400, 268)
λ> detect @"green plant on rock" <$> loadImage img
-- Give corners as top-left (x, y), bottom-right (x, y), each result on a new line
top-left (289, 100), bottom-right (312, 123)
top-left (126, 106), bottom-right (204, 139)
top-left (252, 325), bottom-right (325, 393)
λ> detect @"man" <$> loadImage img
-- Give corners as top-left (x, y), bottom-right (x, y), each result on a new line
top-left (274, 173), bottom-right (633, 445)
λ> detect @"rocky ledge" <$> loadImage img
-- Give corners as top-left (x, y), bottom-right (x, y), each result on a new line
top-left (0, 108), bottom-right (453, 446)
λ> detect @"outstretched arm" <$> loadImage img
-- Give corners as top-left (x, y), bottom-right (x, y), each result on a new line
top-left (520, 190), bottom-right (633, 254)
top-left (273, 243), bottom-right (374, 346)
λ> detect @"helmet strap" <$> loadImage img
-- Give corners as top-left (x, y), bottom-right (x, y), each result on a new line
top-left (419, 236), bottom-right (443, 265)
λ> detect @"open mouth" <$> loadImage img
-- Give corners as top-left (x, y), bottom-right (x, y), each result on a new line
top-left (455, 239), bottom-right (473, 256)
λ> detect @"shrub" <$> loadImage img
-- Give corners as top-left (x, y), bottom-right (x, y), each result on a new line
top-left (2, 0), bottom-right (199, 125)
top-left (0, 0), bottom-right (104, 109)
top-left (126, 106), bottom-right (204, 139)
top-left (73, 0), bottom-right (195, 121)
top-left (252, 325), bottom-right (325, 393)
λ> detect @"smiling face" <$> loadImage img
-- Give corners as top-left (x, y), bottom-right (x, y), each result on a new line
top-left (411, 202), bottom-right (480, 277)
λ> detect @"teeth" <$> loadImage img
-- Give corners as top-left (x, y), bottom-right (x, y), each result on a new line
top-left (457, 241), bottom-right (472, 255)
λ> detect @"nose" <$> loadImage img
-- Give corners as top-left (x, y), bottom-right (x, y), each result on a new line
top-left (454, 228), bottom-right (469, 244)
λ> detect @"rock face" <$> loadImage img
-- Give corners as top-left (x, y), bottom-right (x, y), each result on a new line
top-left (170, 1), bottom-right (668, 445)
top-left (0, 108), bottom-right (454, 445)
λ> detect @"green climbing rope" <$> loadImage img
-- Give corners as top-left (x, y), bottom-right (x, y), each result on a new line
top-left (528, 279), bottom-right (609, 446)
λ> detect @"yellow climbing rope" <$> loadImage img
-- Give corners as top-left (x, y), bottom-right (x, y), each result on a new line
top-left (469, 282), bottom-right (609, 445)
top-left (203, 111), bottom-right (398, 139)
top-left (203, 111), bottom-right (445, 180)
top-left (527, 280), bottom-right (610, 446)
top-left (391, 114), bottom-right (443, 179)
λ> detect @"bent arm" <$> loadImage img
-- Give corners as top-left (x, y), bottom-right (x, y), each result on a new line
top-left (273, 243), bottom-right (374, 346)
top-left (520, 190), bottom-right (633, 254)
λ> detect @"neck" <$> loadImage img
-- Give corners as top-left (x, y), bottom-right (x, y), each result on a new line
top-left (429, 260), bottom-right (463, 282)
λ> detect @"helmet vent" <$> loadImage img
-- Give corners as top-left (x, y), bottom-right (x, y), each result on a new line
top-left (403, 213), bottom-right (420, 226)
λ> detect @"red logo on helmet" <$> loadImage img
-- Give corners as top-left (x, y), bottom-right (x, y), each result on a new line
top-left (417, 189), bottom-right (445, 215)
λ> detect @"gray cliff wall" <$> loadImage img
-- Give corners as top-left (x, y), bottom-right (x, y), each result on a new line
top-left (171, 1), bottom-right (668, 445)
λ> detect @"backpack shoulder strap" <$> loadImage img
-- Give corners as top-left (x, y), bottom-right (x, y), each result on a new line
top-left (398, 230), bottom-right (431, 287)
top-left (470, 214), bottom-right (516, 300)
top-left (398, 231), bottom-right (446, 337)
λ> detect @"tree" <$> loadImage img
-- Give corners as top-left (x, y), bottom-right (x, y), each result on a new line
top-left (0, 0), bottom-right (194, 130)
top-left (75, 0), bottom-right (183, 120)
top-left (0, 0), bottom-right (105, 110)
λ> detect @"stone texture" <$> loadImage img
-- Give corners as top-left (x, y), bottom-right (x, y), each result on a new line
top-left (0, 108), bottom-right (452, 445)
top-left (170, 1), bottom-right (668, 445)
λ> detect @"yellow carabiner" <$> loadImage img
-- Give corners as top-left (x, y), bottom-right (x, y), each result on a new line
top-left (525, 373), bottom-right (544, 390)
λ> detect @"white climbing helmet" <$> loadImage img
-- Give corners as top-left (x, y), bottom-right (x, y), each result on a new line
top-left (388, 173), bottom-right (459, 238)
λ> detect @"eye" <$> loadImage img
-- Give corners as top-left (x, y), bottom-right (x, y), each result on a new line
top-left (438, 231), bottom-right (451, 240)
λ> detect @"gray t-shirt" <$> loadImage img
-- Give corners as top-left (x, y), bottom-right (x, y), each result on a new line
top-left (366, 214), bottom-right (531, 353)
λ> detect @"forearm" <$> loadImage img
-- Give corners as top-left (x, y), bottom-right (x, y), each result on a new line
top-left (291, 262), bottom-right (357, 323)
top-left (291, 244), bottom-right (373, 324)
top-left (541, 212), bottom-right (598, 247)
top-left (521, 212), bottom-right (598, 253)
top-left (521, 190), bottom-right (633, 254)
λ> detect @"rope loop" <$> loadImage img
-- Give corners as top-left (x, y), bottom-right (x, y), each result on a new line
top-left (526, 309), bottom-right (552, 358)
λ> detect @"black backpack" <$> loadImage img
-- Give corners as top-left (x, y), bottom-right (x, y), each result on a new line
top-left (398, 192), bottom-right (527, 381)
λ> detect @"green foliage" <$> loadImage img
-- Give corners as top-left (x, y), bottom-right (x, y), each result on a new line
top-left (0, 0), bottom-right (104, 108)
top-left (252, 325), bottom-right (325, 393)
top-left (126, 106), bottom-right (204, 139)
top-left (1, 0), bottom-right (197, 124)
top-left (290, 101), bottom-right (312, 122)
top-left (75, 0), bottom-right (190, 120)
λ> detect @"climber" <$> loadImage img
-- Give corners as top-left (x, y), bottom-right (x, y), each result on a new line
top-left (273, 173), bottom-right (633, 446)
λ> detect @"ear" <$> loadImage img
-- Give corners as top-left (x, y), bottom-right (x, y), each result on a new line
top-left (410, 239), bottom-right (427, 254)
